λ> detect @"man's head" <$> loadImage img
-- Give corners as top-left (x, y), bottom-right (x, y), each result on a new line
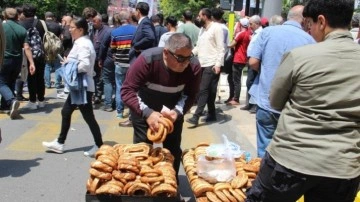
top-left (303, 0), bottom-right (354, 42)
top-left (116, 10), bottom-right (131, 26)
top-left (4, 8), bottom-right (18, 20)
top-left (135, 2), bottom-right (149, 20)
top-left (62, 14), bottom-right (72, 26)
top-left (211, 7), bottom-right (224, 22)
top-left (151, 14), bottom-right (161, 25)
top-left (269, 15), bottom-right (283, 26)
top-left (22, 4), bottom-right (36, 18)
top-left (240, 18), bottom-right (249, 28)
top-left (197, 8), bottom-right (212, 27)
top-left (164, 16), bottom-right (177, 30)
top-left (92, 14), bottom-right (103, 29)
top-left (82, 7), bottom-right (97, 22)
top-left (182, 10), bottom-right (193, 22)
top-left (249, 15), bottom-right (261, 32)
top-left (163, 33), bottom-right (193, 73)
top-left (45, 11), bottom-right (55, 21)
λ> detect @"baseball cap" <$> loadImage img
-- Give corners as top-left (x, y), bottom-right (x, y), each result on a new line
top-left (261, 17), bottom-right (269, 27)
top-left (240, 18), bottom-right (249, 27)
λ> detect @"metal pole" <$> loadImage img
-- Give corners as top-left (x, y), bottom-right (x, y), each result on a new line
top-left (228, 0), bottom-right (236, 40)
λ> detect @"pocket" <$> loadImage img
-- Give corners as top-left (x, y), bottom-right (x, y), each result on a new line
top-left (270, 163), bottom-right (305, 192)
top-left (115, 64), bottom-right (128, 75)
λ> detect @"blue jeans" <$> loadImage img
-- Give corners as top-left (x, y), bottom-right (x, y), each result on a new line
top-left (115, 63), bottom-right (128, 114)
top-left (255, 107), bottom-right (280, 157)
top-left (44, 59), bottom-right (62, 88)
top-left (0, 57), bottom-right (22, 108)
top-left (102, 62), bottom-right (115, 107)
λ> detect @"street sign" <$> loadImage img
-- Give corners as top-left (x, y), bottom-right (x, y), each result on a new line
top-left (220, 0), bottom-right (244, 11)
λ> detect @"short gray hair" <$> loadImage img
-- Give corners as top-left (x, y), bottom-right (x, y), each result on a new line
top-left (269, 15), bottom-right (283, 26)
top-left (164, 33), bottom-right (192, 52)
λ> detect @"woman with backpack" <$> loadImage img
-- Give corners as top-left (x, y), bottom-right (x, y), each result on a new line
top-left (42, 17), bottom-right (103, 157)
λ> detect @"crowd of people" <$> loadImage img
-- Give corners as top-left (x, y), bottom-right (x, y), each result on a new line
top-left (0, 0), bottom-right (359, 201)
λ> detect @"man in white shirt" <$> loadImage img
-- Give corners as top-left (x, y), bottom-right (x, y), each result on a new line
top-left (186, 8), bottom-right (225, 126)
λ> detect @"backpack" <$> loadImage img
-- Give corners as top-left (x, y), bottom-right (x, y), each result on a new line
top-left (42, 21), bottom-right (63, 61)
top-left (27, 19), bottom-right (44, 59)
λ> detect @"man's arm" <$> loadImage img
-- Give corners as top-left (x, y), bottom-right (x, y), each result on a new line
top-left (270, 52), bottom-right (294, 111)
top-left (23, 43), bottom-right (36, 75)
top-left (133, 21), bottom-right (155, 51)
top-left (248, 57), bottom-right (260, 71)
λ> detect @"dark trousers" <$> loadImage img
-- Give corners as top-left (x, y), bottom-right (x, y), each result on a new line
top-left (93, 61), bottom-right (103, 100)
top-left (245, 67), bottom-right (258, 106)
top-left (194, 66), bottom-right (220, 118)
top-left (232, 63), bottom-right (245, 102)
top-left (0, 57), bottom-right (22, 108)
top-left (131, 110), bottom-right (183, 181)
top-left (246, 153), bottom-right (360, 202)
top-left (28, 58), bottom-right (45, 102)
top-left (57, 91), bottom-right (103, 147)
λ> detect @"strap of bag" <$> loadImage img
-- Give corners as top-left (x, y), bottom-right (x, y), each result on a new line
top-left (40, 20), bottom-right (48, 32)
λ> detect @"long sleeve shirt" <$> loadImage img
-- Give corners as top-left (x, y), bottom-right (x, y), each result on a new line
top-left (121, 47), bottom-right (202, 118)
top-left (193, 22), bottom-right (225, 67)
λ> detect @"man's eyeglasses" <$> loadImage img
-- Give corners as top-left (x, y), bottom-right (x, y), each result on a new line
top-left (168, 51), bottom-right (194, 63)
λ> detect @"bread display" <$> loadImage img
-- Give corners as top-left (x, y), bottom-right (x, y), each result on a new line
top-left (86, 143), bottom-right (177, 197)
top-left (182, 143), bottom-right (261, 202)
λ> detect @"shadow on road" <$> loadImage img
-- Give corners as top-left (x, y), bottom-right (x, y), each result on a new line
top-left (0, 158), bottom-right (42, 178)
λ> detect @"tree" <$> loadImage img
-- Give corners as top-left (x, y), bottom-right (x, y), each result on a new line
top-left (0, 0), bottom-right (108, 20)
top-left (159, 0), bottom-right (218, 19)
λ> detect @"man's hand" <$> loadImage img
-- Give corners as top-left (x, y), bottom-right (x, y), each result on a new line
top-left (212, 65), bottom-right (221, 74)
top-left (146, 111), bottom-right (164, 132)
top-left (29, 64), bottom-right (36, 75)
top-left (161, 109), bottom-right (178, 123)
top-left (98, 60), bottom-right (103, 68)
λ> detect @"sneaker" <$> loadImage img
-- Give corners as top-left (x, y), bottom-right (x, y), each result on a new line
top-left (116, 113), bottom-right (124, 119)
top-left (201, 115), bottom-right (217, 122)
top-left (38, 101), bottom-right (45, 108)
top-left (100, 105), bottom-right (114, 112)
top-left (24, 101), bottom-right (37, 110)
top-left (186, 116), bottom-right (199, 126)
top-left (57, 92), bottom-right (68, 100)
top-left (84, 145), bottom-right (99, 157)
top-left (42, 139), bottom-right (64, 154)
top-left (9, 100), bottom-right (20, 119)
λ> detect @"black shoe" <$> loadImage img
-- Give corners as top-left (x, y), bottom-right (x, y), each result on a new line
top-left (118, 119), bottom-right (132, 127)
top-left (223, 97), bottom-right (233, 104)
top-left (93, 97), bottom-right (101, 104)
top-left (186, 116), bottom-right (199, 126)
top-left (240, 105), bottom-right (251, 110)
top-left (249, 105), bottom-right (257, 114)
top-left (100, 105), bottom-right (114, 112)
top-left (10, 100), bottom-right (20, 120)
top-left (201, 115), bottom-right (217, 122)
top-left (16, 96), bottom-right (29, 101)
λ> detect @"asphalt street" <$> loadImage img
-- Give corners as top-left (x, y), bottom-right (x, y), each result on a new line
top-left (0, 74), bottom-right (256, 202)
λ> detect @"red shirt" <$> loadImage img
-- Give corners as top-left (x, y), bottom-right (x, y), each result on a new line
top-left (233, 29), bottom-right (251, 64)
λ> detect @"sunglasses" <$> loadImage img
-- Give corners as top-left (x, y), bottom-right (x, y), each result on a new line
top-left (168, 51), bottom-right (194, 63)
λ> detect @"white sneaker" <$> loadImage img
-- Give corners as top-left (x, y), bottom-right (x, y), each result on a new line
top-left (38, 101), bottom-right (45, 108)
top-left (57, 92), bottom-right (68, 100)
top-left (84, 145), bottom-right (99, 157)
top-left (24, 101), bottom-right (37, 110)
top-left (42, 139), bottom-right (64, 154)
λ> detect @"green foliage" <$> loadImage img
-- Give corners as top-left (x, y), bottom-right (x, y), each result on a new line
top-left (0, 0), bottom-right (108, 20)
top-left (159, 0), bottom-right (218, 19)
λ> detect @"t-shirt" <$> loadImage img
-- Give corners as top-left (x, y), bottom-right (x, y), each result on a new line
top-left (177, 22), bottom-right (200, 47)
top-left (3, 20), bottom-right (28, 58)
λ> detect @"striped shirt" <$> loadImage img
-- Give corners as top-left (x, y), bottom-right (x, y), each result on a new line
top-left (110, 24), bottom-right (137, 67)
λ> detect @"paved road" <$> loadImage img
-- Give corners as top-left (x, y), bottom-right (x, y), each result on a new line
top-left (0, 75), bottom-right (256, 202)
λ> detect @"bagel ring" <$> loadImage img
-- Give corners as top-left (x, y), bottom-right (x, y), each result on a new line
top-left (161, 117), bottom-right (174, 133)
top-left (146, 124), bottom-right (164, 142)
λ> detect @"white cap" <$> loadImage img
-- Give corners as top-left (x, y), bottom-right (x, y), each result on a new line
top-left (240, 18), bottom-right (249, 28)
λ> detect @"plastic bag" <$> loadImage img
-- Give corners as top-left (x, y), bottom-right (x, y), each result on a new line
top-left (196, 135), bottom-right (239, 183)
